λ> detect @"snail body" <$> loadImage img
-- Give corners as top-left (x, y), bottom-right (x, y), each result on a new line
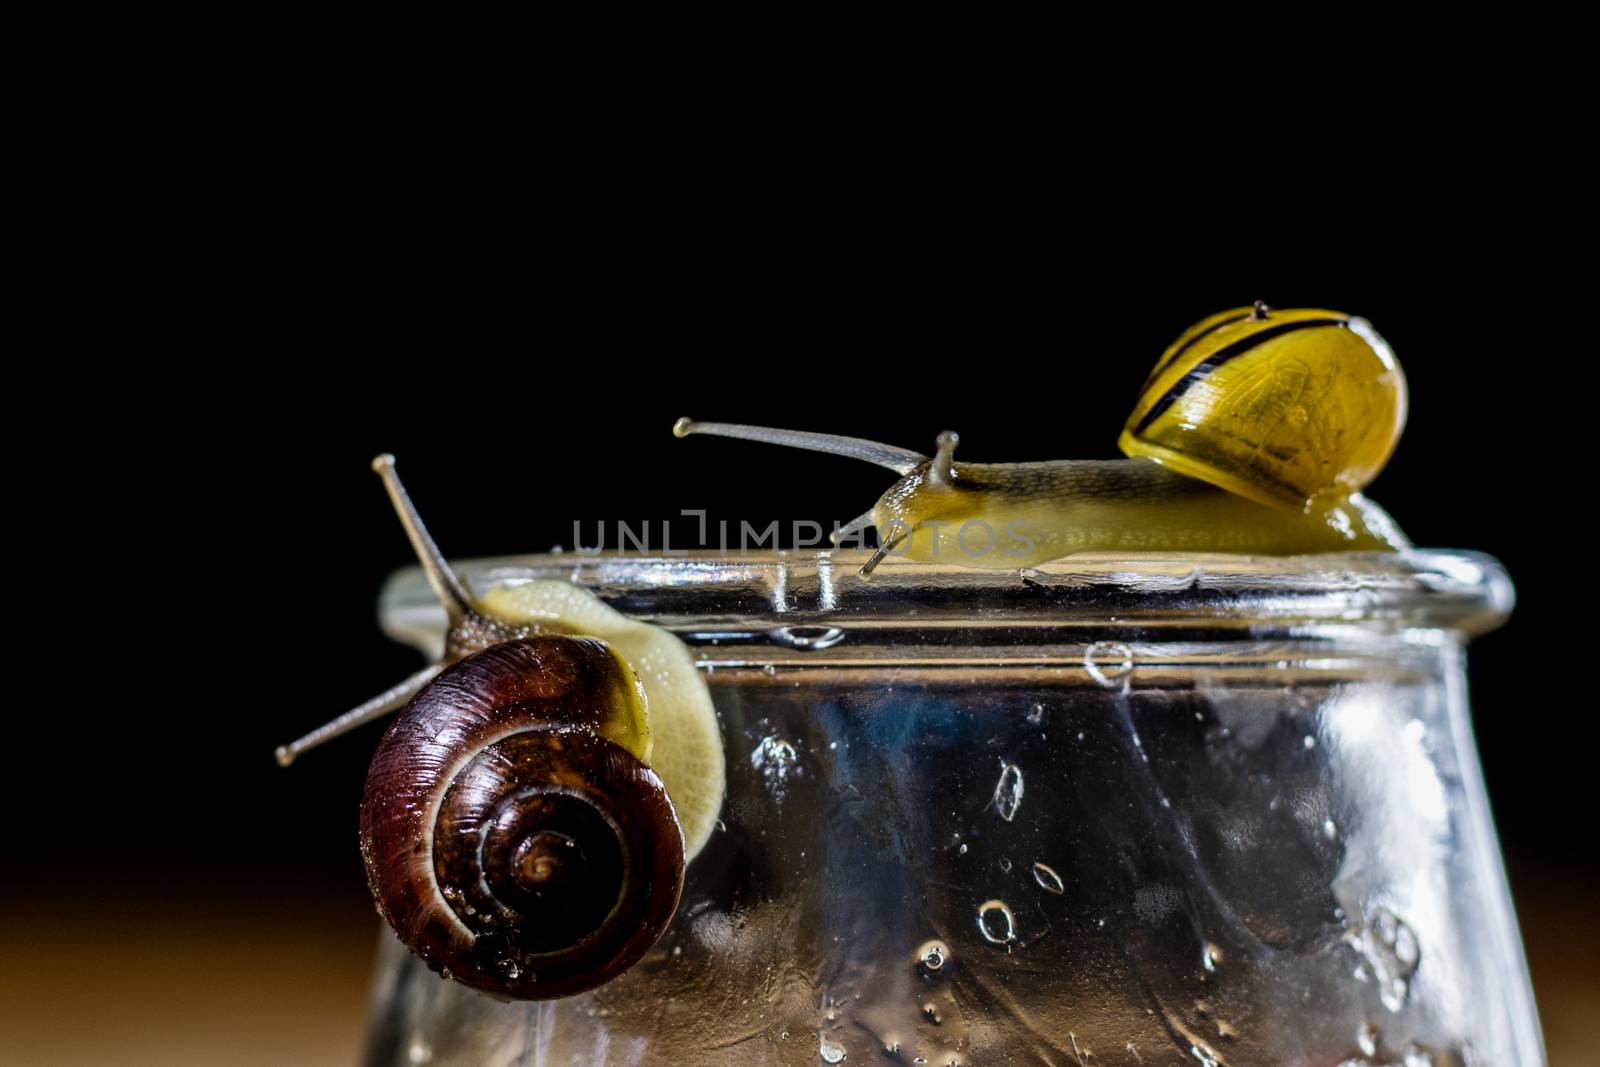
top-left (675, 303), bottom-right (1409, 574)
top-left (277, 457), bottom-right (723, 1000)
top-left (475, 580), bottom-right (726, 860)
top-left (870, 455), bottom-right (1404, 568)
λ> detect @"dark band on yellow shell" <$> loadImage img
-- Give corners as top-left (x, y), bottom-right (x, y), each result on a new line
top-left (1132, 316), bottom-right (1348, 436)
top-left (1121, 305), bottom-right (1404, 512)
top-left (360, 636), bottom-right (685, 1000)
top-left (1140, 307), bottom-right (1256, 388)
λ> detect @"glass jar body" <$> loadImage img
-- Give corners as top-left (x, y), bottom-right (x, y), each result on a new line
top-left (362, 552), bottom-right (1542, 1067)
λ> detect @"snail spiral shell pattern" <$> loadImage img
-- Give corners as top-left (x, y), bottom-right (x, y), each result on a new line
top-left (359, 636), bottom-right (685, 1000)
top-left (1121, 303), bottom-right (1408, 511)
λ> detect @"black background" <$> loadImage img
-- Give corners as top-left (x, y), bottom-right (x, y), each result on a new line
top-left (10, 145), bottom-right (1592, 1058)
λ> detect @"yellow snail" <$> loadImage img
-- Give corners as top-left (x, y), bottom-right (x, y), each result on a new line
top-left (675, 302), bottom-right (1409, 574)
top-left (276, 457), bottom-right (724, 1000)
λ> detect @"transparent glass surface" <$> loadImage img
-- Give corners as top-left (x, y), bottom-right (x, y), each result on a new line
top-left (362, 550), bottom-right (1542, 1067)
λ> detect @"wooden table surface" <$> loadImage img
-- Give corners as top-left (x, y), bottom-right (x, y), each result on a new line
top-left (3, 864), bottom-right (1591, 1066)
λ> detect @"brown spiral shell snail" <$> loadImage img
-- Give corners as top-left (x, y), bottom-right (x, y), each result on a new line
top-left (360, 635), bottom-right (684, 999)
top-left (276, 455), bottom-right (720, 1000)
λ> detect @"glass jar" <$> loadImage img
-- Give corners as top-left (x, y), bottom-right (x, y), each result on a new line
top-left (362, 549), bottom-right (1542, 1067)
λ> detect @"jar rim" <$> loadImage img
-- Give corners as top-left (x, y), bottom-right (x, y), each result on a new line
top-left (379, 549), bottom-right (1513, 652)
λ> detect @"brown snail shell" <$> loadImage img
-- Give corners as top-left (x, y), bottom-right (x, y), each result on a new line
top-left (359, 635), bottom-right (685, 1000)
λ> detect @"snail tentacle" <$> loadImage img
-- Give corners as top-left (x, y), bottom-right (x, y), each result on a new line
top-left (371, 453), bottom-right (476, 622)
top-left (829, 508), bottom-right (877, 544)
top-left (274, 663), bottom-right (443, 766)
top-left (673, 417), bottom-right (925, 475)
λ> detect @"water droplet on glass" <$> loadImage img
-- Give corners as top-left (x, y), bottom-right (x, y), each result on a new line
top-left (496, 959), bottom-right (521, 980)
top-left (1347, 907), bottom-right (1421, 1012)
top-left (976, 899), bottom-right (1017, 945)
top-left (1358, 1020), bottom-right (1380, 1056)
top-left (1190, 1041), bottom-right (1221, 1067)
top-left (958, 843), bottom-right (968, 855)
top-left (752, 735), bottom-right (797, 768)
top-left (406, 1038), bottom-right (433, 1064)
top-left (1303, 734), bottom-right (1317, 750)
top-left (1032, 862), bottom-right (1065, 895)
top-left (922, 1002), bottom-right (942, 1024)
top-left (1202, 942), bottom-right (1224, 972)
top-left (819, 1035), bottom-right (847, 1063)
top-left (992, 760), bottom-right (1024, 821)
top-left (1084, 641), bottom-right (1134, 688)
top-left (762, 663), bottom-right (778, 676)
top-left (1323, 819), bottom-right (1340, 841)
top-left (1027, 702), bottom-right (1046, 725)
top-left (915, 938), bottom-right (950, 975)
top-left (999, 857), bottom-right (1012, 873)
top-left (751, 735), bottom-right (800, 801)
